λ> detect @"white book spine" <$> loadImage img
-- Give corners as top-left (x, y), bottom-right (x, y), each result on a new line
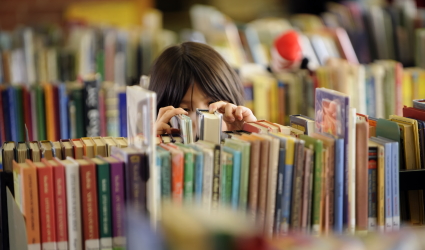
top-left (392, 142), bottom-right (400, 230)
top-left (348, 107), bottom-right (356, 234)
top-left (65, 158), bottom-right (83, 250)
top-left (202, 149), bottom-right (214, 212)
top-left (385, 143), bottom-right (393, 232)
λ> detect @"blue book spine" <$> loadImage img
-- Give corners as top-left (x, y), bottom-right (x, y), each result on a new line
top-left (366, 75), bottom-right (376, 118)
top-left (334, 138), bottom-right (344, 233)
top-left (392, 142), bottom-right (400, 229)
top-left (194, 152), bottom-right (204, 205)
top-left (7, 87), bottom-right (17, 143)
top-left (223, 146), bottom-right (241, 209)
top-left (118, 92), bottom-right (127, 137)
top-left (2, 90), bottom-right (11, 141)
top-left (58, 84), bottom-right (69, 139)
top-left (384, 143), bottom-right (393, 231)
top-left (281, 161), bottom-right (293, 233)
top-left (274, 148), bottom-right (285, 235)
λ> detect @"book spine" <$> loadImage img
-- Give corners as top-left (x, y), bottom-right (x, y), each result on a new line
top-left (110, 161), bottom-right (126, 250)
top-left (160, 153), bottom-right (172, 199)
top-left (126, 153), bottom-right (147, 214)
top-left (52, 85), bottom-right (61, 141)
top-left (99, 89), bottom-right (107, 137)
top-left (377, 146), bottom-right (385, 232)
top-left (35, 85), bottom-right (46, 140)
top-left (202, 150), bottom-right (213, 212)
top-left (22, 87), bottom-right (33, 141)
top-left (347, 108), bottom-right (356, 234)
top-left (7, 87), bottom-right (18, 143)
top-left (14, 86), bottom-right (24, 142)
top-left (0, 172), bottom-right (14, 250)
top-left (274, 148), bottom-right (285, 235)
top-left (231, 152), bottom-right (241, 210)
top-left (183, 152), bottom-right (194, 204)
top-left (0, 88), bottom-right (6, 144)
top-left (37, 166), bottom-right (58, 249)
top-left (290, 142), bottom-right (305, 231)
top-left (71, 89), bottom-right (85, 138)
top-left (392, 142), bottom-right (400, 230)
top-left (334, 139), bottom-right (344, 233)
top-left (281, 162), bottom-right (293, 234)
top-left (53, 163), bottom-right (68, 250)
top-left (65, 161), bottom-right (82, 250)
top-left (258, 141), bottom-right (269, 231)
top-left (384, 144), bottom-right (393, 232)
top-left (83, 78), bottom-right (100, 137)
top-left (212, 146), bottom-right (221, 211)
top-left (2, 89), bottom-right (11, 142)
top-left (44, 84), bottom-right (56, 141)
top-left (265, 140), bottom-right (278, 237)
top-left (220, 153), bottom-right (233, 206)
top-left (170, 150), bottom-right (183, 204)
top-left (248, 141), bottom-right (260, 222)
top-left (312, 144), bottom-right (323, 235)
top-left (118, 92), bottom-right (127, 137)
top-left (194, 153), bottom-right (204, 205)
top-left (97, 162), bottom-right (112, 249)
top-left (239, 145), bottom-right (249, 213)
top-left (30, 88), bottom-right (38, 141)
top-left (59, 84), bottom-right (69, 140)
top-left (22, 165), bottom-right (41, 250)
top-left (356, 125), bottom-right (369, 233)
top-left (368, 147), bottom-right (377, 231)
top-left (300, 149), bottom-right (311, 233)
top-left (80, 163), bottom-right (100, 249)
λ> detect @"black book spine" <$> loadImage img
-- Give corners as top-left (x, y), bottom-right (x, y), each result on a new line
top-left (83, 77), bottom-right (100, 137)
top-left (0, 171), bottom-right (14, 250)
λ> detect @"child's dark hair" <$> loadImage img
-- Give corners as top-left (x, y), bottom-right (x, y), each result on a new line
top-left (148, 42), bottom-right (245, 113)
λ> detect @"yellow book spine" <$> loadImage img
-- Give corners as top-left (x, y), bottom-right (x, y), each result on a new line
top-left (402, 71), bottom-right (412, 107)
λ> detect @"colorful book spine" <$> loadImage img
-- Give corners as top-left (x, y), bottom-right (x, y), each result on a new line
top-left (118, 92), bottom-right (127, 137)
top-left (290, 140), bottom-right (305, 231)
top-left (157, 146), bottom-right (172, 199)
top-left (212, 145), bottom-right (221, 211)
top-left (35, 85), bottom-right (46, 140)
top-left (183, 148), bottom-right (194, 204)
top-left (6, 87), bottom-right (17, 142)
top-left (223, 146), bottom-right (241, 209)
top-left (83, 76), bottom-right (100, 137)
top-left (392, 142), bottom-right (400, 230)
top-left (22, 86), bottom-right (33, 141)
top-left (52, 159), bottom-right (69, 250)
top-left (107, 158), bottom-right (126, 250)
top-left (14, 86), bottom-right (24, 142)
top-left (0, 87), bottom-right (6, 144)
top-left (20, 160), bottom-right (41, 250)
top-left (38, 160), bottom-right (58, 249)
top-left (52, 85), bottom-right (61, 141)
top-left (191, 146), bottom-right (204, 205)
top-left (281, 138), bottom-right (295, 234)
top-left (220, 151), bottom-right (233, 206)
top-left (64, 158), bottom-right (83, 250)
top-left (94, 158), bottom-right (113, 250)
top-left (334, 139), bottom-right (344, 233)
top-left (44, 84), bottom-right (57, 141)
top-left (201, 147), bottom-right (213, 211)
top-left (70, 88), bottom-right (85, 138)
top-left (368, 147), bottom-right (378, 231)
top-left (79, 160), bottom-right (100, 249)
top-left (274, 148), bottom-right (286, 235)
top-left (58, 84), bottom-right (69, 140)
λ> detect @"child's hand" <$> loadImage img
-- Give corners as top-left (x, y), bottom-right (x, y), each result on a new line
top-left (155, 106), bottom-right (188, 135)
top-left (209, 101), bottom-right (257, 131)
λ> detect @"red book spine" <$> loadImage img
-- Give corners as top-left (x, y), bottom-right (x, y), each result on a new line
top-left (99, 89), bottom-right (107, 137)
top-left (80, 160), bottom-right (100, 248)
top-left (37, 160), bottom-right (57, 246)
top-left (52, 159), bottom-right (68, 246)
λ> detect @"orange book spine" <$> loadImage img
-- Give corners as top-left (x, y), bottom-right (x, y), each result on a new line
top-left (52, 159), bottom-right (69, 247)
top-left (22, 159), bottom-right (41, 249)
top-left (44, 84), bottom-right (57, 141)
top-left (80, 160), bottom-right (100, 248)
top-left (161, 144), bottom-right (184, 204)
top-left (38, 159), bottom-right (57, 247)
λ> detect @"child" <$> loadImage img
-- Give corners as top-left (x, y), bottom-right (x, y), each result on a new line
top-left (148, 41), bottom-right (257, 136)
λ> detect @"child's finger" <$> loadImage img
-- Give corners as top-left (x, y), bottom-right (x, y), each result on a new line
top-left (224, 103), bottom-right (237, 122)
top-left (209, 101), bottom-right (228, 113)
top-left (158, 108), bottom-right (188, 124)
top-left (241, 107), bottom-right (257, 122)
top-left (158, 106), bottom-right (175, 118)
top-left (235, 106), bottom-right (245, 121)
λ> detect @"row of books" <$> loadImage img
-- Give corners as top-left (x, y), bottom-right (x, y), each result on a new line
top-left (0, 9), bottom-right (174, 86)
top-left (0, 77), bottom-right (130, 145)
top-left (1, 135), bottom-right (155, 250)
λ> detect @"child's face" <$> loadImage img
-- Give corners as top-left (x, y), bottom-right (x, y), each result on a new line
top-left (179, 83), bottom-right (228, 138)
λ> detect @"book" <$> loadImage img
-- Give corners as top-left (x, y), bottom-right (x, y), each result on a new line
top-left (157, 146), bottom-right (172, 200)
top-left (101, 137), bottom-right (118, 156)
top-left (101, 157), bottom-right (126, 250)
top-left (289, 114), bottom-right (315, 135)
top-left (368, 146), bottom-right (378, 231)
top-left (368, 140), bottom-right (385, 232)
top-left (62, 157), bottom-right (83, 250)
top-left (187, 145), bottom-right (204, 205)
top-left (77, 158), bottom-right (101, 249)
top-left (223, 145), bottom-right (242, 210)
top-left (92, 136), bottom-right (107, 157)
top-left (38, 159), bottom-right (58, 249)
top-left (71, 139), bottom-right (84, 159)
top-left (83, 74), bottom-right (101, 137)
top-left (81, 137), bottom-right (95, 158)
top-left (355, 122), bottom-right (369, 233)
top-left (60, 139), bottom-right (74, 159)
top-left (39, 140), bottom-right (54, 160)
top-left (196, 109), bottom-right (223, 144)
top-left (51, 141), bottom-right (63, 160)
top-left (90, 157), bottom-right (113, 250)
top-left (160, 144), bottom-right (184, 204)
top-left (220, 151), bottom-right (233, 207)
top-left (2, 141), bottom-right (15, 171)
top-left (174, 143), bottom-right (195, 205)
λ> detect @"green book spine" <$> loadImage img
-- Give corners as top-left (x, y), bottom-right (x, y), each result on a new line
top-left (35, 85), bottom-right (46, 140)
top-left (96, 159), bottom-right (113, 246)
top-left (183, 150), bottom-right (194, 203)
top-left (220, 152), bottom-right (233, 206)
top-left (14, 86), bottom-right (24, 142)
top-left (300, 135), bottom-right (323, 235)
top-left (157, 146), bottom-right (171, 199)
top-left (96, 51), bottom-right (105, 82)
top-left (71, 88), bottom-right (85, 138)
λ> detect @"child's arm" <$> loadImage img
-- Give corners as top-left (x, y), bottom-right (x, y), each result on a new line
top-left (209, 101), bottom-right (257, 131)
